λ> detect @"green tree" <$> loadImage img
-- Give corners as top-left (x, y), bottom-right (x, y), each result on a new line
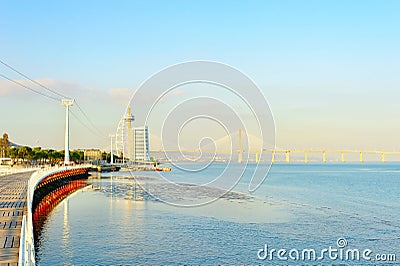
top-left (102, 152), bottom-right (114, 163)
top-left (26, 148), bottom-right (34, 161)
top-left (47, 149), bottom-right (55, 164)
top-left (48, 149), bottom-right (63, 164)
top-left (18, 146), bottom-right (32, 163)
top-left (40, 149), bottom-right (49, 164)
top-left (71, 150), bottom-right (84, 163)
top-left (53, 150), bottom-right (64, 163)
top-left (7, 147), bottom-right (18, 159)
top-left (32, 147), bottom-right (44, 164)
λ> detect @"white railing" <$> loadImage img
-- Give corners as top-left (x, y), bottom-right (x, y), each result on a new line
top-left (18, 215), bottom-right (27, 265)
top-left (0, 165), bottom-right (40, 176)
top-left (18, 165), bottom-right (91, 266)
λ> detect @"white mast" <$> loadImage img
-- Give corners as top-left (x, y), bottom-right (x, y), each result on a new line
top-left (61, 99), bottom-right (74, 165)
top-left (109, 134), bottom-right (114, 164)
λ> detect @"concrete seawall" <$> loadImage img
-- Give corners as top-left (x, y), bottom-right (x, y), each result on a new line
top-left (19, 166), bottom-right (89, 266)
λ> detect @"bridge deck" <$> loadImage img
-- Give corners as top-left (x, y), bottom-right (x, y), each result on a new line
top-left (0, 171), bottom-right (32, 266)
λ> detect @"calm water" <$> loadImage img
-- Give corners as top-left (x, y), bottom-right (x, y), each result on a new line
top-left (35, 163), bottom-right (399, 265)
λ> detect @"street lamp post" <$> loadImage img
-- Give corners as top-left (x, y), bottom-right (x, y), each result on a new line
top-left (109, 134), bottom-right (114, 164)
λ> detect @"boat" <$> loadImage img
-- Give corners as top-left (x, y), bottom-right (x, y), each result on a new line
top-left (155, 167), bottom-right (171, 172)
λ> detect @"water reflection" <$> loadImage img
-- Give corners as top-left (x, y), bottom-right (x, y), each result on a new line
top-left (93, 173), bottom-right (255, 207)
top-left (62, 199), bottom-right (72, 262)
top-left (91, 175), bottom-right (150, 202)
top-left (33, 180), bottom-right (88, 258)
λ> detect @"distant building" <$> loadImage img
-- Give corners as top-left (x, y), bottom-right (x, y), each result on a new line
top-left (120, 108), bottom-right (150, 162)
top-left (129, 126), bottom-right (150, 161)
top-left (84, 149), bottom-right (102, 162)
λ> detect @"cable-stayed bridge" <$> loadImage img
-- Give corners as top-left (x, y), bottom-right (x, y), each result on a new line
top-left (149, 149), bottom-right (400, 163)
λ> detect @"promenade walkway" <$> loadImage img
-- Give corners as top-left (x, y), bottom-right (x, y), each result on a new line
top-left (0, 171), bottom-right (33, 266)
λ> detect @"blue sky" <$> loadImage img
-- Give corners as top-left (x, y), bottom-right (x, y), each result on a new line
top-left (1, 0), bottom-right (399, 151)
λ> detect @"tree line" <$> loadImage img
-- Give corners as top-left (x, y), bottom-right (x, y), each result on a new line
top-left (1, 132), bottom-right (116, 165)
top-left (7, 146), bottom-right (84, 165)
top-left (7, 147), bottom-right (116, 165)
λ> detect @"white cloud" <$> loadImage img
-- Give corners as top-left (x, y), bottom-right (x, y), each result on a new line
top-left (0, 78), bottom-right (32, 97)
top-left (0, 77), bottom-right (98, 102)
top-left (107, 88), bottom-right (133, 105)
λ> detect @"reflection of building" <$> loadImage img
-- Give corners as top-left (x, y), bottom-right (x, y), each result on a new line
top-left (130, 126), bottom-right (149, 161)
top-left (84, 149), bottom-right (102, 162)
top-left (124, 107), bottom-right (135, 162)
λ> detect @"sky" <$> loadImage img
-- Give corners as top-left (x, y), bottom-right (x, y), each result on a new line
top-left (1, 0), bottom-right (399, 151)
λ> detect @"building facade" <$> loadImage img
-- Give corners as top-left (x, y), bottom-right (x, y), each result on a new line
top-left (84, 149), bottom-right (102, 162)
top-left (129, 126), bottom-right (149, 161)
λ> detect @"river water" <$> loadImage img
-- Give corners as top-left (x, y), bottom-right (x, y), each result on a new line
top-left (35, 163), bottom-right (399, 265)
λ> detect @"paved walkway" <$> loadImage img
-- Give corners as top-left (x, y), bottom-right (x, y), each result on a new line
top-left (0, 171), bottom-right (33, 266)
